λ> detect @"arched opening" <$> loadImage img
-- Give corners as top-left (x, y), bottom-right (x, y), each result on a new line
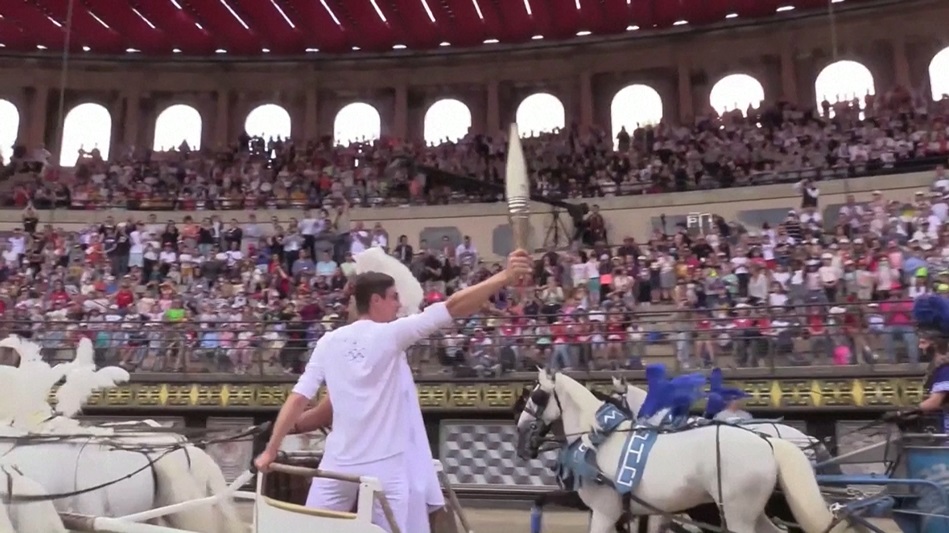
top-left (610, 84), bottom-right (663, 148)
top-left (929, 47), bottom-right (949, 100)
top-left (244, 104), bottom-right (292, 141)
top-left (60, 103), bottom-right (112, 166)
top-left (0, 99), bottom-right (19, 162)
top-left (515, 93), bottom-right (565, 136)
top-left (423, 99), bottom-right (472, 145)
top-left (334, 102), bottom-right (381, 145)
top-left (814, 60), bottom-right (875, 110)
top-left (153, 104), bottom-right (203, 151)
top-left (709, 74), bottom-right (766, 116)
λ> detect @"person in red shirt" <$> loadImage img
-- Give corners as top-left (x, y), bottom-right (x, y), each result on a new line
top-left (880, 290), bottom-right (919, 363)
top-left (113, 281), bottom-right (135, 309)
top-left (48, 281), bottom-right (70, 307)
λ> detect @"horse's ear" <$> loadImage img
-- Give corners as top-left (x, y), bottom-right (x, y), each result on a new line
top-left (537, 367), bottom-right (554, 389)
top-left (611, 376), bottom-right (622, 387)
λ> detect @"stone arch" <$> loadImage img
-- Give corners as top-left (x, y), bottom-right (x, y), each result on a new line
top-left (334, 102), bottom-right (381, 144)
top-left (814, 60), bottom-right (875, 109)
top-left (60, 103), bottom-right (112, 166)
top-left (245, 103), bottom-right (292, 140)
top-left (423, 98), bottom-right (472, 145)
top-left (709, 73), bottom-right (765, 116)
top-left (153, 104), bottom-right (203, 150)
top-left (0, 99), bottom-right (19, 161)
top-left (515, 93), bottom-right (565, 136)
top-left (929, 47), bottom-right (949, 100)
top-left (610, 84), bottom-right (663, 147)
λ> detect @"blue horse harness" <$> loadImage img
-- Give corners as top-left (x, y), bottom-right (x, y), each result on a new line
top-left (556, 403), bottom-right (660, 495)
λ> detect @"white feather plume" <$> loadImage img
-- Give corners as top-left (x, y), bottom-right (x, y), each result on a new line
top-left (0, 336), bottom-right (62, 428)
top-left (55, 338), bottom-right (131, 418)
top-left (353, 247), bottom-right (424, 316)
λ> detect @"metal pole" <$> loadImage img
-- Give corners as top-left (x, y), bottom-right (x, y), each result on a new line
top-left (115, 470), bottom-right (253, 523)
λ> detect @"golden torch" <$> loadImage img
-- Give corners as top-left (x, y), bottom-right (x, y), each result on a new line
top-left (505, 123), bottom-right (531, 253)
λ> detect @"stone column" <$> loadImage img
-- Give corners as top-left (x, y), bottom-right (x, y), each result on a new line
top-left (677, 63), bottom-right (693, 123)
top-left (892, 38), bottom-right (912, 90)
top-left (780, 42), bottom-right (799, 104)
top-left (579, 71), bottom-right (594, 129)
top-left (486, 81), bottom-right (500, 135)
top-left (213, 89), bottom-right (230, 148)
top-left (303, 88), bottom-right (319, 141)
top-left (393, 84), bottom-right (408, 139)
top-left (28, 84), bottom-right (49, 149)
top-left (122, 91), bottom-right (141, 149)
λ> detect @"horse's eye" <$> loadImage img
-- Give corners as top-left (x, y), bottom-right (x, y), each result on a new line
top-left (530, 390), bottom-right (549, 407)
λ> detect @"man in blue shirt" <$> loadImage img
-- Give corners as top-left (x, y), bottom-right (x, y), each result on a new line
top-left (919, 331), bottom-right (949, 432)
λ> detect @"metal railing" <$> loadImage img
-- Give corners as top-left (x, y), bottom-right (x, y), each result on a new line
top-left (0, 300), bottom-right (922, 376)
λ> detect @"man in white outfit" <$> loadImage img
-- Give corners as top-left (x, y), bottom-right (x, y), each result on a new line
top-left (254, 250), bottom-right (532, 533)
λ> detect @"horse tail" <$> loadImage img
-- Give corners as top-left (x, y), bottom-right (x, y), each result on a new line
top-left (153, 450), bottom-right (219, 533)
top-left (184, 446), bottom-right (245, 533)
top-left (813, 442), bottom-right (844, 476)
top-left (770, 438), bottom-right (851, 533)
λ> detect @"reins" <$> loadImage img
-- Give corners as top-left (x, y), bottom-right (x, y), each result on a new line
top-left (0, 421), bottom-right (271, 503)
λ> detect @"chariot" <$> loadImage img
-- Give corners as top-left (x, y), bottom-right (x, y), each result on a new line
top-left (811, 419), bottom-right (949, 533)
top-left (55, 458), bottom-right (469, 533)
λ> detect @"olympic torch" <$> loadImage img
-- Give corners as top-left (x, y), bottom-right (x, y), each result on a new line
top-left (505, 123), bottom-right (531, 253)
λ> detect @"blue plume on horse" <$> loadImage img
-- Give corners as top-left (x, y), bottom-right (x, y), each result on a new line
top-left (912, 294), bottom-right (949, 335)
top-left (705, 392), bottom-right (726, 419)
top-left (704, 367), bottom-right (749, 418)
top-left (637, 364), bottom-right (671, 419)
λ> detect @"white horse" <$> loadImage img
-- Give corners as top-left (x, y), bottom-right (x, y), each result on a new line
top-left (516, 369), bottom-right (857, 533)
top-left (0, 464), bottom-right (68, 533)
top-left (0, 335), bottom-right (244, 533)
top-left (608, 376), bottom-right (842, 475)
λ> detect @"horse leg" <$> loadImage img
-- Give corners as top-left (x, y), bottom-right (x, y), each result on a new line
top-left (578, 486), bottom-right (624, 533)
top-left (590, 511), bottom-right (624, 533)
top-left (754, 513), bottom-right (785, 533)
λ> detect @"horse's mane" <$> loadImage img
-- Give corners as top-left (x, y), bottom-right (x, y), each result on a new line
top-left (512, 386), bottom-right (531, 420)
top-left (591, 390), bottom-right (632, 418)
top-left (552, 374), bottom-right (601, 432)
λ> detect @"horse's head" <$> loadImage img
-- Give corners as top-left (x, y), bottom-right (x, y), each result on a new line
top-left (514, 368), bottom-right (564, 460)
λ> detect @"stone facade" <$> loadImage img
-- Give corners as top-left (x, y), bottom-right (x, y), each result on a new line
top-left (0, 0), bottom-right (944, 151)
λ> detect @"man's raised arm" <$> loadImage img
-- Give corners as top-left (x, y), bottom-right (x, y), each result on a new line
top-left (384, 250), bottom-right (533, 352)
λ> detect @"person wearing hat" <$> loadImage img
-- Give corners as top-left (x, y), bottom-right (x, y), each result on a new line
top-left (904, 295), bottom-right (949, 432)
top-left (711, 389), bottom-right (753, 423)
top-left (910, 329), bottom-right (949, 432)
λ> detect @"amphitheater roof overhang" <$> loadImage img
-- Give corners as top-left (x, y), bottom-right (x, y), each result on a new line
top-left (0, 0), bottom-right (895, 58)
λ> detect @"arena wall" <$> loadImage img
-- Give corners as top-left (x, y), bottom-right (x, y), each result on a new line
top-left (0, 0), bottom-right (944, 150)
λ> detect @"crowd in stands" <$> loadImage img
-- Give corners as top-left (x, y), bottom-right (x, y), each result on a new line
top-left (0, 87), bottom-right (947, 376)
top-left (4, 87), bottom-right (948, 211)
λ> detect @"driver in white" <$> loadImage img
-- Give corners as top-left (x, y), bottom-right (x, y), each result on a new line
top-left (255, 250), bottom-right (532, 533)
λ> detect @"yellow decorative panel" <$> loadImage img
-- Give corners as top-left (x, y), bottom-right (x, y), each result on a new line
top-left (71, 376), bottom-right (922, 412)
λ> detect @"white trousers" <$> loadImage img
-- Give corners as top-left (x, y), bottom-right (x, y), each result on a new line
top-left (305, 453), bottom-right (410, 533)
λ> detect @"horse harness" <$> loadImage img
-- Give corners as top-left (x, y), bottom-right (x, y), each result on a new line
top-left (526, 385), bottom-right (791, 533)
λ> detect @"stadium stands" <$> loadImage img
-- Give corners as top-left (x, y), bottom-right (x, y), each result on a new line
top-left (0, 86), bottom-right (946, 376)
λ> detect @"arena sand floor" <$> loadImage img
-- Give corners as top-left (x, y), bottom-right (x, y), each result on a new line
top-left (236, 502), bottom-right (902, 532)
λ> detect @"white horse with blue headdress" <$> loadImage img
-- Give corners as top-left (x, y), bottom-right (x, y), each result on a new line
top-left (609, 368), bottom-right (842, 476)
top-left (516, 368), bottom-right (859, 533)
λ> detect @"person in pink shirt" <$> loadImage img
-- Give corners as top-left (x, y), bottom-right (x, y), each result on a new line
top-left (880, 290), bottom-right (919, 363)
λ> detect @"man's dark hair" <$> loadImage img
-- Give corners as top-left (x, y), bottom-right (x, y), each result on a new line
top-left (352, 272), bottom-right (396, 314)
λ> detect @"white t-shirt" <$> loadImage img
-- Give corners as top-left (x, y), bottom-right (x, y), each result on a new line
top-left (292, 303), bottom-right (454, 466)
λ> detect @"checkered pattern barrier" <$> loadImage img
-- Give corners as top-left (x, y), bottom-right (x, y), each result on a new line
top-left (439, 421), bottom-right (559, 488)
top-left (438, 419), bottom-right (889, 489)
